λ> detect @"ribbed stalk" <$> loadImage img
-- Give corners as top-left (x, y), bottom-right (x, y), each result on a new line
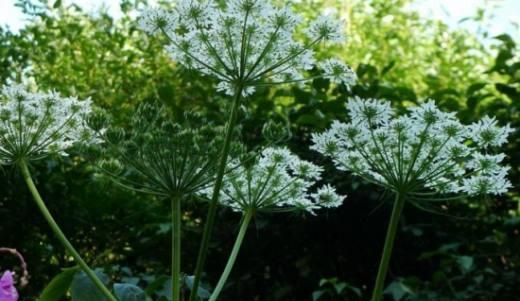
top-left (188, 85), bottom-right (243, 301)
top-left (371, 193), bottom-right (406, 301)
top-left (171, 195), bottom-right (182, 301)
top-left (209, 210), bottom-right (253, 301)
top-left (19, 161), bottom-right (118, 301)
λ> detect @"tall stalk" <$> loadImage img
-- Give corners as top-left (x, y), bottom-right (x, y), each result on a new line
top-left (171, 195), bottom-right (182, 301)
top-left (371, 193), bottom-right (406, 301)
top-left (209, 210), bottom-right (253, 301)
top-left (188, 85), bottom-right (243, 301)
top-left (19, 161), bottom-right (118, 301)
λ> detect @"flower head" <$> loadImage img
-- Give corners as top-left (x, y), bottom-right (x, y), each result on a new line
top-left (139, 0), bottom-right (355, 96)
top-left (0, 271), bottom-right (18, 301)
top-left (0, 84), bottom-right (95, 164)
top-left (469, 116), bottom-right (513, 148)
top-left (311, 98), bottom-right (512, 198)
top-left (201, 147), bottom-right (345, 214)
top-left (319, 59), bottom-right (357, 86)
top-left (306, 14), bottom-right (344, 42)
top-left (139, 7), bottom-right (175, 35)
top-left (93, 103), bottom-right (222, 197)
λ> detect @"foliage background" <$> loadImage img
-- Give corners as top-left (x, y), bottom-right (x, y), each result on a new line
top-left (0, 0), bottom-right (518, 300)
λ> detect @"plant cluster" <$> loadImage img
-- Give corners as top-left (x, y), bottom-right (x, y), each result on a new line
top-left (0, 84), bottom-right (94, 164)
top-left (311, 96), bottom-right (512, 301)
top-left (207, 147), bottom-right (344, 214)
top-left (92, 103), bottom-right (222, 198)
top-left (311, 97), bottom-right (512, 197)
top-left (139, 0), bottom-right (356, 96)
top-left (0, 1), bottom-right (516, 301)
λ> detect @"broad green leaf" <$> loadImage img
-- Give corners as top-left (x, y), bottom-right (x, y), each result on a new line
top-left (312, 290), bottom-right (326, 301)
top-left (53, 0), bottom-right (62, 9)
top-left (70, 269), bottom-right (110, 301)
top-left (343, 283), bottom-right (362, 297)
top-left (184, 276), bottom-right (211, 300)
top-left (334, 282), bottom-right (347, 294)
top-left (39, 266), bottom-right (79, 301)
top-left (494, 34), bottom-right (515, 49)
top-left (466, 82), bottom-right (487, 96)
top-left (145, 276), bottom-right (169, 296)
top-left (384, 281), bottom-right (414, 301)
top-left (114, 283), bottom-right (147, 301)
top-left (457, 256), bottom-right (474, 273)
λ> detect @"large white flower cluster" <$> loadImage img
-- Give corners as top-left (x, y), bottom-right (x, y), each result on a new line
top-left (0, 84), bottom-right (94, 163)
top-left (139, 0), bottom-right (356, 96)
top-left (201, 147), bottom-right (345, 213)
top-left (311, 97), bottom-right (513, 197)
top-left (94, 103), bottom-right (220, 198)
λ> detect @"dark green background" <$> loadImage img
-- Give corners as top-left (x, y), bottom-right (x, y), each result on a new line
top-left (1, 0), bottom-right (518, 300)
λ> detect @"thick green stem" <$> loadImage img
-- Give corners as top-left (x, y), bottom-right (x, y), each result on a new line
top-left (172, 195), bottom-right (182, 301)
top-left (209, 210), bottom-right (253, 301)
top-left (188, 85), bottom-right (243, 301)
top-left (371, 193), bottom-right (406, 301)
top-left (19, 161), bottom-right (118, 301)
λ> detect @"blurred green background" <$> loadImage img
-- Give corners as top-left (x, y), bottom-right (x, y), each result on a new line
top-left (0, 0), bottom-right (518, 300)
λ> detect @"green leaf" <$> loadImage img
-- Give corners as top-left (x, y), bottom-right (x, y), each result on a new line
top-left (356, 64), bottom-right (378, 80)
top-left (334, 282), bottom-right (347, 294)
top-left (145, 275), bottom-right (169, 296)
top-left (494, 34), bottom-right (515, 49)
top-left (381, 61), bottom-right (396, 75)
top-left (343, 283), bottom-right (362, 297)
top-left (184, 276), bottom-right (211, 300)
top-left (319, 278), bottom-right (335, 287)
top-left (466, 82), bottom-right (487, 96)
top-left (504, 217), bottom-right (520, 226)
top-left (495, 83), bottom-right (519, 100)
top-left (114, 283), bottom-right (148, 301)
top-left (53, 0), bottom-right (62, 9)
top-left (457, 256), bottom-right (474, 273)
top-left (312, 290), bottom-right (326, 301)
top-left (384, 281), bottom-right (414, 301)
top-left (39, 266), bottom-right (80, 301)
top-left (490, 49), bottom-right (514, 73)
top-left (70, 269), bottom-right (110, 301)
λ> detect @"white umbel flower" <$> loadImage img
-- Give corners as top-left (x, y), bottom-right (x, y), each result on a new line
top-left (311, 184), bottom-right (345, 208)
top-left (0, 84), bottom-right (95, 164)
top-left (201, 147), bottom-right (345, 213)
top-left (319, 59), bottom-right (357, 86)
top-left (139, 0), bottom-right (356, 96)
top-left (311, 97), bottom-right (512, 197)
top-left (139, 7), bottom-right (175, 35)
top-left (469, 116), bottom-right (513, 148)
top-left (306, 14), bottom-right (345, 42)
